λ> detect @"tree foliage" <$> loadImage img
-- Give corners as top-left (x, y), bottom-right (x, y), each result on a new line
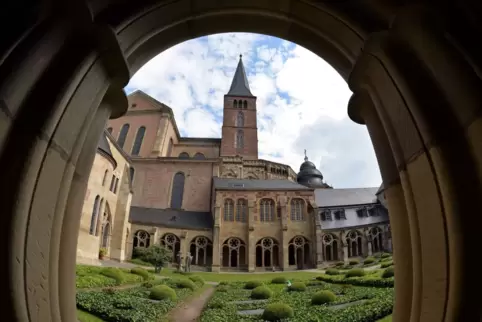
top-left (133, 245), bottom-right (171, 273)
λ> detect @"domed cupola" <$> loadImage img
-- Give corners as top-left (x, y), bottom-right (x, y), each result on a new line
top-left (296, 150), bottom-right (326, 188)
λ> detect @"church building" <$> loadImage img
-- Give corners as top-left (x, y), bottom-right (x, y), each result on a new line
top-left (77, 56), bottom-right (391, 271)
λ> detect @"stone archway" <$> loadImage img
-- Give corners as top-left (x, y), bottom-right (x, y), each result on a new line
top-left (189, 236), bottom-right (213, 267)
top-left (160, 233), bottom-right (181, 263)
top-left (322, 234), bottom-right (339, 262)
top-left (221, 237), bottom-right (246, 269)
top-left (288, 236), bottom-right (311, 269)
top-left (2, 2), bottom-right (482, 322)
top-left (255, 237), bottom-right (280, 269)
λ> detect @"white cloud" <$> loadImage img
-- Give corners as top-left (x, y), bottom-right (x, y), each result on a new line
top-left (126, 33), bottom-right (381, 188)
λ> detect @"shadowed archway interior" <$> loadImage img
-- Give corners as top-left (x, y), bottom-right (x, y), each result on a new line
top-left (1, 1), bottom-right (482, 321)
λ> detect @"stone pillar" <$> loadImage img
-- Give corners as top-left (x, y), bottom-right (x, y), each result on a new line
top-left (179, 230), bottom-right (188, 255)
top-left (211, 205), bottom-right (221, 272)
top-left (343, 245), bottom-right (348, 263)
top-left (367, 241), bottom-right (373, 256)
top-left (247, 198), bottom-right (256, 272)
top-left (279, 197), bottom-right (289, 270)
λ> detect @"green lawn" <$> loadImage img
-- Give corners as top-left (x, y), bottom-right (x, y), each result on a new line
top-left (154, 268), bottom-right (321, 282)
top-left (77, 309), bottom-right (105, 322)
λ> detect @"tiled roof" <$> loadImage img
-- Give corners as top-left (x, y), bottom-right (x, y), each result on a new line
top-left (213, 177), bottom-right (312, 191)
top-left (315, 187), bottom-right (379, 207)
top-left (129, 206), bottom-right (213, 230)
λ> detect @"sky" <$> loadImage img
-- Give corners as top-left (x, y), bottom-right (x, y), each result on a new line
top-left (125, 33), bottom-right (381, 188)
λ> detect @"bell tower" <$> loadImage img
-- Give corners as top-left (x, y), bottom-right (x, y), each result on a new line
top-left (220, 55), bottom-right (258, 159)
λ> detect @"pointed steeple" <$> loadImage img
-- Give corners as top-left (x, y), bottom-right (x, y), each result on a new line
top-left (226, 55), bottom-right (254, 97)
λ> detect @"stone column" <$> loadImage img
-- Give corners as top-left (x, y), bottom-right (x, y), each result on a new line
top-left (367, 241), bottom-right (373, 256)
top-left (279, 197), bottom-right (289, 270)
top-left (247, 198), bottom-right (256, 272)
top-left (211, 205), bottom-right (221, 272)
top-left (343, 244), bottom-right (348, 263)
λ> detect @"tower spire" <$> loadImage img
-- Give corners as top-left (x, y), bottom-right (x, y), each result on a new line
top-left (304, 149), bottom-right (308, 161)
top-left (226, 54), bottom-right (254, 97)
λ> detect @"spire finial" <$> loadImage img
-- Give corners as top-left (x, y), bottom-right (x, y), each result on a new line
top-left (239, 54), bottom-right (242, 59)
top-left (304, 149), bottom-right (308, 161)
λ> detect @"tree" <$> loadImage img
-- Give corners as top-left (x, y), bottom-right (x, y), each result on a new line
top-left (139, 245), bottom-right (171, 273)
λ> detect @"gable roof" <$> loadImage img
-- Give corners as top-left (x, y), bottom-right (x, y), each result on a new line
top-left (129, 206), bottom-right (213, 230)
top-left (315, 187), bottom-right (379, 208)
top-left (213, 177), bottom-right (312, 191)
top-left (97, 132), bottom-right (117, 169)
top-left (226, 55), bottom-right (254, 97)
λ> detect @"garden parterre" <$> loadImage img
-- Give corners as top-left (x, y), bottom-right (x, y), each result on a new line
top-left (76, 277), bottom-right (205, 322)
top-left (201, 279), bottom-right (394, 322)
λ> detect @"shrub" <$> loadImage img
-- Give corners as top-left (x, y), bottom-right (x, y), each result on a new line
top-left (380, 261), bottom-right (393, 268)
top-left (209, 300), bottom-right (224, 309)
top-left (382, 267), bottom-right (395, 278)
top-left (149, 285), bottom-right (177, 301)
top-left (261, 303), bottom-right (294, 321)
top-left (345, 268), bottom-right (365, 277)
top-left (251, 286), bottom-right (273, 299)
top-left (219, 281), bottom-right (230, 286)
top-left (349, 259), bottom-right (359, 265)
top-left (216, 285), bottom-right (229, 292)
top-left (130, 267), bottom-right (150, 280)
top-left (189, 276), bottom-right (205, 285)
top-left (100, 267), bottom-right (125, 285)
top-left (244, 280), bottom-right (263, 289)
top-left (381, 253), bottom-right (391, 258)
top-left (172, 279), bottom-right (196, 290)
top-left (335, 261), bottom-right (345, 267)
top-left (326, 268), bottom-right (340, 275)
top-left (288, 282), bottom-right (307, 292)
top-left (311, 290), bottom-right (337, 305)
top-left (271, 276), bottom-right (288, 284)
top-left (364, 256), bottom-right (376, 264)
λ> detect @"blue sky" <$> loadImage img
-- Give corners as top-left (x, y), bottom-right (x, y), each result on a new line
top-left (125, 33), bottom-right (381, 188)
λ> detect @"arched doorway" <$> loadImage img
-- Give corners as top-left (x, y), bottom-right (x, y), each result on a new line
top-left (189, 236), bottom-right (213, 267)
top-left (221, 237), bottom-right (246, 270)
top-left (3, 2), bottom-right (482, 322)
top-left (346, 230), bottom-right (363, 257)
top-left (160, 233), bottom-right (181, 263)
top-left (255, 237), bottom-right (280, 269)
top-left (322, 234), bottom-right (339, 261)
top-left (288, 236), bottom-right (311, 269)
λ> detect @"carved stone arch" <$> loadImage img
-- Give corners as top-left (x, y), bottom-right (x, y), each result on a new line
top-left (288, 236), bottom-right (311, 269)
top-left (160, 233), bottom-right (181, 263)
top-left (255, 237), bottom-right (280, 268)
top-left (221, 237), bottom-right (246, 269)
top-left (322, 233), bottom-right (339, 261)
top-left (133, 230), bottom-right (150, 249)
top-left (189, 236), bottom-right (213, 266)
top-left (345, 229), bottom-right (363, 257)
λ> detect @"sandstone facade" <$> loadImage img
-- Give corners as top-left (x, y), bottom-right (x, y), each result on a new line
top-left (78, 56), bottom-right (391, 270)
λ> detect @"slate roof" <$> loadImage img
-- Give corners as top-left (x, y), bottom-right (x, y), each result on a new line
top-left (226, 55), bottom-right (254, 97)
top-left (315, 187), bottom-right (379, 208)
top-left (129, 206), bottom-right (213, 230)
top-left (213, 177), bottom-right (312, 191)
top-left (97, 132), bottom-right (117, 168)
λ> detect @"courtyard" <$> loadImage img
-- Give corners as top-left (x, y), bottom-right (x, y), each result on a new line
top-left (76, 253), bottom-right (394, 322)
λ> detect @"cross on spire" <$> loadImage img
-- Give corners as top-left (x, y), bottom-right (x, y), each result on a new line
top-left (304, 149), bottom-right (308, 161)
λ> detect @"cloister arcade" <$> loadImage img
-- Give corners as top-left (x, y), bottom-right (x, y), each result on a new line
top-left (320, 225), bottom-right (390, 262)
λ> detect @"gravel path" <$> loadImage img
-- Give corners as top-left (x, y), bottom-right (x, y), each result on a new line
top-left (168, 286), bottom-right (215, 322)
